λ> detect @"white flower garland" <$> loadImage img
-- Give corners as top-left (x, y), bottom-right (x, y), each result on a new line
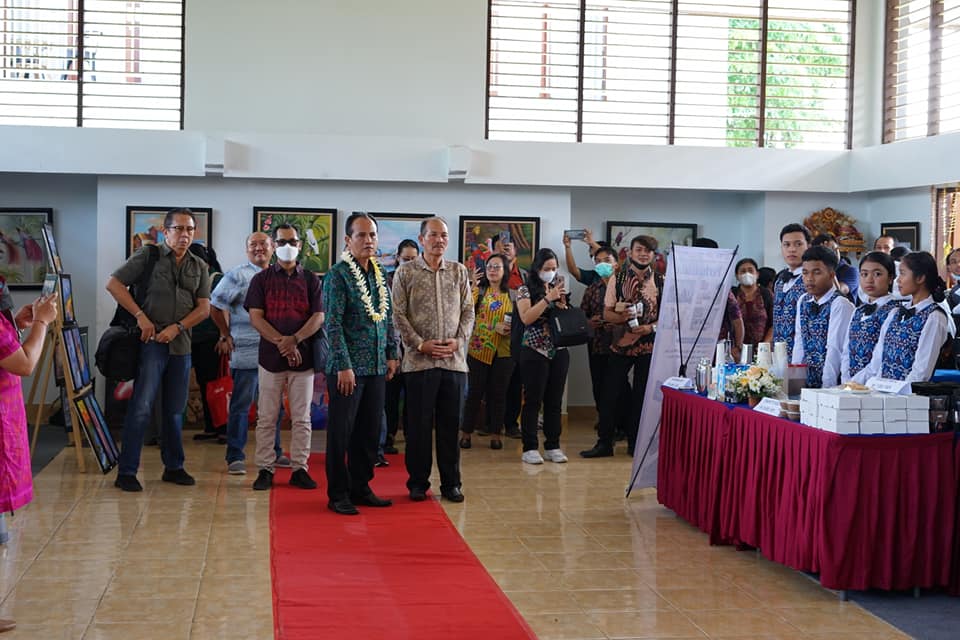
top-left (342, 251), bottom-right (389, 322)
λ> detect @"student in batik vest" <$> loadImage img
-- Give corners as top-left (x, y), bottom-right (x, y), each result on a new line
top-left (791, 246), bottom-right (855, 388)
top-left (773, 223), bottom-right (811, 359)
top-left (853, 251), bottom-right (950, 384)
top-left (840, 252), bottom-right (902, 383)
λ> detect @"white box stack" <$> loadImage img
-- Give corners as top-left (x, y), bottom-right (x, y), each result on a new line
top-left (790, 389), bottom-right (931, 435)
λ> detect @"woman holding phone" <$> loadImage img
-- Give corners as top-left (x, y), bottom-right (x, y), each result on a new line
top-left (516, 248), bottom-right (570, 464)
top-left (0, 292), bottom-right (58, 633)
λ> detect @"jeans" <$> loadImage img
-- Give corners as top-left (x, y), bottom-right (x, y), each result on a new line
top-left (325, 374), bottom-right (385, 501)
top-left (225, 368), bottom-right (282, 464)
top-left (518, 348), bottom-right (570, 453)
top-left (404, 368), bottom-right (466, 493)
top-left (462, 355), bottom-right (515, 435)
top-left (118, 342), bottom-right (191, 476)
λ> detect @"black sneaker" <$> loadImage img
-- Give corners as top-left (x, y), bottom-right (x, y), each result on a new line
top-left (504, 427), bottom-right (522, 439)
top-left (253, 469), bottom-right (274, 491)
top-left (289, 468), bottom-right (318, 490)
top-left (114, 474), bottom-right (143, 492)
top-left (374, 454), bottom-right (389, 468)
top-left (161, 468), bottom-right (196, 485)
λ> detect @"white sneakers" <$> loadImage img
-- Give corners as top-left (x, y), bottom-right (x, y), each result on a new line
top-left (522, 449), bottom-right (568, 464)
top-left (521, 450), bottom-right (544, 465)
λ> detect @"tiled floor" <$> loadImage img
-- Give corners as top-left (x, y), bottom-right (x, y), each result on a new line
top-left (0, 416), bottom-right (909, 639)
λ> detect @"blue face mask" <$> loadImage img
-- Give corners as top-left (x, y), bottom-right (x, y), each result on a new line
top-left (595, 262), bottom-right (614, 279)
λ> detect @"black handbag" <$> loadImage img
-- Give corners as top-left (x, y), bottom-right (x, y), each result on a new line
top-left (549, 306), bottom-right (590, 347)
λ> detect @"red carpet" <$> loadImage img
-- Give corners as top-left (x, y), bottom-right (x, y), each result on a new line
top-left (269, 454), bottom-right (537, 640)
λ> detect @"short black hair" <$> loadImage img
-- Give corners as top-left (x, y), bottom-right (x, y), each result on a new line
top-left (273, 222), bottom-right (299, 239)
top-left (890, 246), bottom-right (910, 260)
top-left (593, 246), bottom-right (616, 261)
top-left (801, 245), bottom-right (838, 271)
top-left (397, 238), bottom-right (419, 255)
top-left (735, 258), bottom-right (759, 273)
top-left (692, 237), bottom-right (719, 249)
top-left (346, 212), bottom-right (378, 237)
top-left (812, 233), bottom-right (837, 246)
top-left (164, 208), bottom-right (196, 229)
top-left (758, 267), bottom-right (777, 288)
top-left (780, 223), bottom-right (812, 243)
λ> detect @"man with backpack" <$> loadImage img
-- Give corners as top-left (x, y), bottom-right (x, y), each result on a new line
top-left (245, 223), bottom-right (324, 492)
top-left (106, 208), bottom-right (212, 492)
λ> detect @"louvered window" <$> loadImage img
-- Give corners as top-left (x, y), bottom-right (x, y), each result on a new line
top-left (885, 1), bottom-right (960, 142)
top-left (487, 0), bottom-right (854, 149)
top-left (0, 0), bottom-right (183, 129)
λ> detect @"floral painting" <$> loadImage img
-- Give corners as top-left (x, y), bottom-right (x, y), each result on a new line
top-left (253, 207), bottom-right (337, 275)
top-left (0, 209), bottom-right (53, 289)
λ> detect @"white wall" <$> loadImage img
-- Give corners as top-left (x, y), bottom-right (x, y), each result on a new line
top-left (866, 188), bottom-right (932, 251)
top-left (0, 173), bottom-right (98, 401)
top-left (184, 0), bottom-right (487, 142)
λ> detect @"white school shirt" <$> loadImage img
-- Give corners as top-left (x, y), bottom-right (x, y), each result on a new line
top-left (792, 286), bottom-right (855, 389)
top-left (852, 295), bottom-right (950, 385)
top-left (840, 293), bottom-right (894, 383)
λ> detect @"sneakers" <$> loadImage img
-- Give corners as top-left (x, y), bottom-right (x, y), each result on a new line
top-left (227, 460), bottom-right (246, 475)
top-left (374, 454), bottom-right (389, 468)
top-left (252, 469), bottom-right (274, 491)
top-left (521, 450), bottom-right (544, 465)
top-left (274, 454), bottom-right (293, 469)
top-left (161, 468), bottom-right (196, 486)
top-left (543, 449), bottom-right (568, 463)
top-left (289, 468), bottom-right (318, 490)
top-left (114, 474), bottom-right (143, 492)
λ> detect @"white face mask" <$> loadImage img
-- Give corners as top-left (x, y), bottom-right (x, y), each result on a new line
top-left (539, 270), bottom-right (557, 284)
top-left (738, 273), bottom-right (757, 287)
top-left (951, 273), bottom-right (960, 282)
top-left (275, 244), bottom-right (299, 263)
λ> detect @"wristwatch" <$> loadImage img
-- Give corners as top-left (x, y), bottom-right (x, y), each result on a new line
top-left (176, 322), bottom-right (187, 333)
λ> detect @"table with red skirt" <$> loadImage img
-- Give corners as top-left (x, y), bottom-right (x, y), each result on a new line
top-left (658, 387), bottom-right (960, 594)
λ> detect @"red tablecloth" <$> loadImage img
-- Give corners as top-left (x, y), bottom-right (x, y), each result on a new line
top-left (659, 390), bottom-right (960, 593)
top-left (657, 389), bottom-right (731, 543)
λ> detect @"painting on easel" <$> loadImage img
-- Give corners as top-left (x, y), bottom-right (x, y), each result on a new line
top-left (59, 274), bottom-right (75, 324)
top-left (62, 326), bottom-right (91, 390)
top-left (0, 209), bottom-right (53, 289)
top-left (74, 393), bottom-right (118, 473)
top-left (41, 222), bottom-right (61, 273)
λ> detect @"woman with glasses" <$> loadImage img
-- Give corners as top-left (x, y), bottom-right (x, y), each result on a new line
top-left (459, 254), bottom-right (514, 450)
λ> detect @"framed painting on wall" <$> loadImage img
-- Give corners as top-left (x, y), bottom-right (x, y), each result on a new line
top-left (458, 216), bottom-right (541, 272)
top-left (126, 206), bottom-right (213, 257)
top-left (605, 221), bottom-right (698, 275)
top-left (368, 212), bottom-right (429, 273)
top-left (880, 222), bottom-right (921, 251)
top-left (253, 207), bottom-right (338, 275)
top-left (0, 208), bottom-right (53, 289)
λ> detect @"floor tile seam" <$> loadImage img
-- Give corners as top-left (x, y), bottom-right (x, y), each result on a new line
top-left (192, 469), bottom-right (232, 631)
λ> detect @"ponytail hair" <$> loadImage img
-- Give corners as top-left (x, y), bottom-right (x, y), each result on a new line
top-left (901, 251), bottom-right (947, 303)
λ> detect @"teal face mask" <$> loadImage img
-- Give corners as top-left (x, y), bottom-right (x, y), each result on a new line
top-left (595, 262), bottom-right (614, 279)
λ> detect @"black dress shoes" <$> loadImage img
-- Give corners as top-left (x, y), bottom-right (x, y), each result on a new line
top-left (490, 439), bottom-right (503, 450)
top-left (328, 498), bottom-right (359, 515)
top-left (352, 492), bottom-right (392, 507)
top-left (579, 444), bottom-right (614, 458)
top-left (114, 474), bottom-right (143, 492)
top-left (161, 468), bottom-right (196, 485)
top-left (441, 487), bottom-right (465, 503)
top-left (459, 437), bottom-right (472, 449)
top-left (289, 469), bottom-right (318, 489)
top-left (409, 487), bottom-right (427, 502)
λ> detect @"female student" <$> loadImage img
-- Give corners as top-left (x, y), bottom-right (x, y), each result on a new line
top-left (853, 251), bottom-right (950, 384)
top-left (840, 252), bottom-right (901, 382)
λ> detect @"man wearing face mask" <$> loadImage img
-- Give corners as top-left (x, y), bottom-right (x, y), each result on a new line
top-left (581, 235), bottom-right (662, 459)
top-left (392, 217), bottom-right (475, 502)
top-left (245, 223), bottom-right (325, 492)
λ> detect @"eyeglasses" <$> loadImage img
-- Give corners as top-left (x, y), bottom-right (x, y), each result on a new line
top-left (485, 265), bottom-right (504, 271)
top-left (275, 239), bottom-right (300, 247)
top-left (167, 225), bottom-right (196, 233)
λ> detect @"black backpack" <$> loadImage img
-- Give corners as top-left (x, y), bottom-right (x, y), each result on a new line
top-left (95, 245), bottom-right (160, 380)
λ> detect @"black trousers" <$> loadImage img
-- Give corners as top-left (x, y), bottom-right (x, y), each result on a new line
top-left (462, 355), bottom-right (515, 435)
top-left (588, 351), bottom-right (629, 427)
top-left (384, 372), bottom-right (406, 443)
top-left (597, 353), bottom-right (652, 450)
top-left (518, 348), bottom-right (570, 452)
top-left (404, 368), bottom-right (466, 493)
top-left (324, 374), bottom-right (385, 501)
top-left (192, 339), bottom-right (221, 433)
top-left (502, 367), bottom-right (523, 431)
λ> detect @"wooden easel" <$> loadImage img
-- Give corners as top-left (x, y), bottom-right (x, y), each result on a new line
top-left (26, 278), bottom-right (88, 472)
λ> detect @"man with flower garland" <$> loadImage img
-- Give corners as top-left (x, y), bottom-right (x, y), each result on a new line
top-left (392, 217), bottom-right (475, 503)
top-left (323, 213), bottom-right (400, 515)
top-left (245, 223), bottom-right (325, 492)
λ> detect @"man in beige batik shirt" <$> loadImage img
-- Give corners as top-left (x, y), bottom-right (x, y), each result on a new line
top-left (391, 217), bottom-right (475, 503)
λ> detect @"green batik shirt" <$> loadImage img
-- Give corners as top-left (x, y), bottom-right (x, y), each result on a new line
top-left (323, 259), bottom-right (400, 377)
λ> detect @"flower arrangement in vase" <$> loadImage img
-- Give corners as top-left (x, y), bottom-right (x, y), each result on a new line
top-left (731, 366), bottom-right (783, 407)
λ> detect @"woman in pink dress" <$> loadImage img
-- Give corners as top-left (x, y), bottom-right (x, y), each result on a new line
top-left (0, 292), bottom-right (57, 633)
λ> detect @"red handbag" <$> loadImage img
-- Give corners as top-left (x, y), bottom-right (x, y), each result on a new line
top-left (205, 356), bottom-right (233, 429)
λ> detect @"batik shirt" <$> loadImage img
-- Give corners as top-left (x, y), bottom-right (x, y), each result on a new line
top-left (468, 287), bottom-right (512, 365)
top-left (581, 277), bottom-right (612, 355)
top-left (323, 258), bottom-right (400, 377)
top-left (773, 266), bottom-right (803, 359)
top-left (840, 295), bottom-right (899, 382)
top-left (853, 296), bottom-right (950, 384)
top-left (792, 287), bottom-right (855, 389)
top-left (604, 266), bottom-right (661, 357)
